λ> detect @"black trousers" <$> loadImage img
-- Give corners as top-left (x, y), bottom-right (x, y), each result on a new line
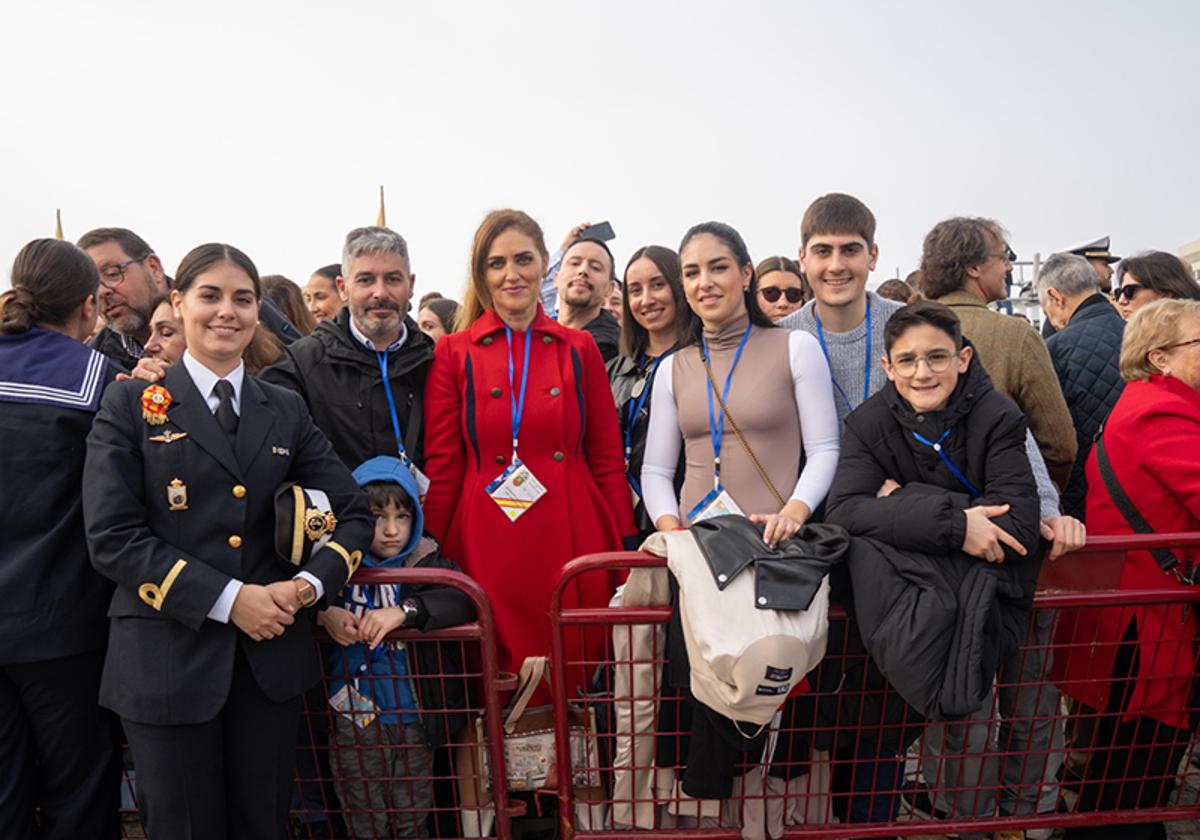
top-left (1064, 621), bottom-right (1192, 840)
top-left (0, 649), bottom-right (120, 840)
top-left (122, 645), bottom-right (302, 840)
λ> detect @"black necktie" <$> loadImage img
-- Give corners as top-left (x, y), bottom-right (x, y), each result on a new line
top-left (214, 380), bottom-right (238, 444)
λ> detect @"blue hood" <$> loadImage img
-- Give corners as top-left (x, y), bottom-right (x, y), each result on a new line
top-left (351, 456), bottom-right (424, 567)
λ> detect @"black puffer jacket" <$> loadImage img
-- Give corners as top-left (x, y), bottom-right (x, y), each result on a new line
top-left (825, 344), bottom-right (1042, 721)
top-left (1046, 294), bottom-right (1125, 520)
top-left (260, 309), bottom-right (434, 469)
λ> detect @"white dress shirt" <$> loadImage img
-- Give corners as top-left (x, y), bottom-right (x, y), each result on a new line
top-left (181, 352), bottom-right (325, 623)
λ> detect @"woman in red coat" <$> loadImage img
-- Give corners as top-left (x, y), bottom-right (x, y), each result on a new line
top-left (423, 209), bottom-right (635, 691)
top-left (1051, 298), bottom-right (1200, 840)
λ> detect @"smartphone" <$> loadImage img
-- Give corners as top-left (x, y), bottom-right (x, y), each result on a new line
top-left (582, 221), bottom-right (615, 242)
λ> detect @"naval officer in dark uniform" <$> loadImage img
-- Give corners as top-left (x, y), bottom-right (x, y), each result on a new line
top-left (83, 242), bottom-right (372, 840)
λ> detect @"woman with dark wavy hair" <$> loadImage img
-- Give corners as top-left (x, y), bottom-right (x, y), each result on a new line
top-left (0, 239), bottom-right (121, 839)
top-left (1114, 250), bottom-right (1200, 320)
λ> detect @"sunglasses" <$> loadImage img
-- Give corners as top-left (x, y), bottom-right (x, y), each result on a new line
top-left (1114, 283), bottom-right (1148, 302)
top-left (759, 286), bottom-right (804, 304)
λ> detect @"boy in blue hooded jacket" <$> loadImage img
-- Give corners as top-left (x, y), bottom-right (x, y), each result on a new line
top-left (318, 455), bottom-right (475, 839)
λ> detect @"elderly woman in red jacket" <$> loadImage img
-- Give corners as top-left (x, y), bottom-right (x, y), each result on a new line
top-left (1052, 298), bottom-right (1200, 840)
top-left (423, 210), bottom-right (635, 690)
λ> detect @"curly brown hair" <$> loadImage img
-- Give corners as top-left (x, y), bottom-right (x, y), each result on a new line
top-left (919, 217), bottom-right (1006, 299)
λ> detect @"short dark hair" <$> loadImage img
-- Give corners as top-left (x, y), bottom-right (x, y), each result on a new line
top-left (365, 480), bottom-right (413, 513)
top-left (313, 263), bottom-right (341, 282)
top-left (76, 227), bottom-right (154, 260)
top-left (565, 237), bottom-right (617, 282)
top-left (883, 300), bottom-right (963, 355)
top-left (678, 221), bottom-right (774, 346)
top-left (801, 193), bottom-right (876, 248)
top-left (919, 217), bottom-right (1007, 299)
top-left (1116, 251), bottom-right (1200, 301)
top-left (173, 243), bottom-right (262, 300)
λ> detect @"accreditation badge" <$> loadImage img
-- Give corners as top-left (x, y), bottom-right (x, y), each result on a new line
top-left (686, 484), bottom-right (745, 524)
top-left (628, 476), bottom-right (641, 509)
top-left (485, 459), bottom-right (547, 522)
top-left (408, 460), bottom-right (431, 504)
top-left (329, 680), bottom-right (378, 729)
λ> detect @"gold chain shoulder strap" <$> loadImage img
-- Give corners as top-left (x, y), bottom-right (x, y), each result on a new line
top-left (700, 348), bottom-right (786, 509)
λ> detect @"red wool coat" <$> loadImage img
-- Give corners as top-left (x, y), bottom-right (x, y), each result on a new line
top-left (1050, 375), bottom-right (1200, 730)
top-left (422, 309), bottom-right (634, 691)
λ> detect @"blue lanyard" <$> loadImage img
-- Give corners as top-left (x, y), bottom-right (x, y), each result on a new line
top-left (911, 426), bottom-right (981, 497)
top-left (375, 350), bottom-right (411, 464)
top-left (815, 299), bottom-right (872, 413)
top-left (504, 325), bottom-right (534, 463)
top-left (701, 326), bottom-right (753, 489)
top-left (624, 353), bottom-right (667, 499)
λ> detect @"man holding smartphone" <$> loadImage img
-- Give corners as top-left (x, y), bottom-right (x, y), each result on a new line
top-left (540, 221), bottom-right (621, 362)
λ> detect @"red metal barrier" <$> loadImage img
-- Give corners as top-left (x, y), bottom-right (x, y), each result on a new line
top-left (549, 536), bottom-right (1200, 839)
top-left (119, 567), bottom-right (518, 840)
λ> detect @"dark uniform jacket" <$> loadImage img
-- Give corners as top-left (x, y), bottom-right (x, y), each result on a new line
top-left (259, 308), bottom-right (434, 469)
top-left (83, 362), bottom-right (373, 725)
top-left (824, 347), bottom-right (1042, 729)
top-left (0, 328), bottom-right (117, 665)
top-left (1046, 294), bottom-right (1126, 520)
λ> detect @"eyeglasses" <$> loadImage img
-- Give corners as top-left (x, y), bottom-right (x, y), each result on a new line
top-left (759, 286), bottom-right (804, 304)
top-left (889, 349), bottom-right (957, 378)
top-left (1165, 337), bottom-right (1200, 351)
top-left (988, 250), bottom-right (1013, 264)
top-left (98, 257), bottom-right (145, 288)
top-left (1115, 283), bottom-right (1146, 302)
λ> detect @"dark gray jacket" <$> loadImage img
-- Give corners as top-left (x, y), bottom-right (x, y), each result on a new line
top-left (1045, 294), bottom-right (1125, 520)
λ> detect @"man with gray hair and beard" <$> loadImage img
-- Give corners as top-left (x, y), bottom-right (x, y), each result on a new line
top-left (262, 226), bottom-right (434, 470)
top-left (1039, 252), bottom-right (1126, 521)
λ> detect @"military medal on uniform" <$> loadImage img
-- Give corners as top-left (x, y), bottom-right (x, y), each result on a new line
top-left (166, 478), bottom-right (188, 511)
top-left (141, 384), bottom-right (172, 426)
top-left (486, 325), bottom-right (547, 522)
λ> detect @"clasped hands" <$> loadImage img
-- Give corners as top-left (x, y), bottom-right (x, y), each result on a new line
top-left (317, 605), bottom-right (408, 650)
top-left (229, 580), bottom-right (308, 642)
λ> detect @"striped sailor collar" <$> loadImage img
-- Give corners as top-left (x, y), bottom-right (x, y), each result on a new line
top-left (0, 326), bottom-right (109, 412)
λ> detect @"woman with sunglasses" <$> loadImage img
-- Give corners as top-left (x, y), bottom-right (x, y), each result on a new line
top-left (1114, 250), bottom-right (1200, 319)
top-left (1052, 298), bottom-right (1200, 840)
top-left (607, 245), bottom-right (697, 536)
top-left (753, 255), bottom-right (809, 321)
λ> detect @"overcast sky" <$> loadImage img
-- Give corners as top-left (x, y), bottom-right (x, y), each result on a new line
top-left (2, 1), bottom-right (1197, 296)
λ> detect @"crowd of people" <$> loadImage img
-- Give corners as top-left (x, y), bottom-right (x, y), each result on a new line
top-left (2, 193), bottom-right (1199, 840)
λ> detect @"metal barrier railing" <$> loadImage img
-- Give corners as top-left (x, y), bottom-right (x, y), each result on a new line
top-left (548, 535), bottom-right (1200, 839)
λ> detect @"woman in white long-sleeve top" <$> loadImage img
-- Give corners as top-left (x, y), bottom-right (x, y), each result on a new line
top-left (641, 221), bottom-right (840, 545)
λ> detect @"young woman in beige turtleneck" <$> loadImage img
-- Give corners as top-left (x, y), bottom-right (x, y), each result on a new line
top-left (641, 222), bottom-right (840, 546)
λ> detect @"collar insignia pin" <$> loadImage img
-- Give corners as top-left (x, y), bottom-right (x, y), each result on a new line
top-left (149, 430), bottom-right (188, 444)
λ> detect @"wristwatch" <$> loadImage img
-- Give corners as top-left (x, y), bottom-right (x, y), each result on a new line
top-left (293, 578), bottom-right (318, 608)
top-left (400, 597), bottom-right (422, 624)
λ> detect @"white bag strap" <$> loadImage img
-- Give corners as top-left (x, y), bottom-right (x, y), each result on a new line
top-left (504, 656), bottom-right (550, 732)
